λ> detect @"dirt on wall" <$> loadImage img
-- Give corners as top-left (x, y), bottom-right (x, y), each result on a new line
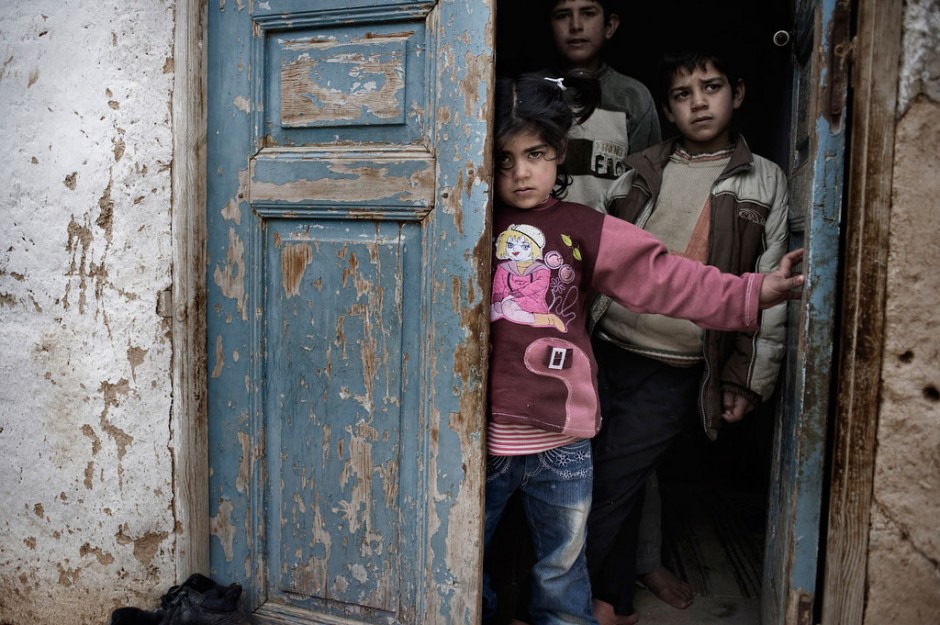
top-left (864, 94), bottom-right (940, 625)
top-left (0, 2), bottom-right (178, 624)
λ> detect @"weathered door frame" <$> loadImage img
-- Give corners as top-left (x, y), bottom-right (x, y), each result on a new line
top-left (820, 1), bottom-right (902, 624)
top-left (168, 0), bottom-right (901, 622)
top-left (170, 0), bottom-right (209, 578)
top-left (762, 0), bottom-right (851, 619)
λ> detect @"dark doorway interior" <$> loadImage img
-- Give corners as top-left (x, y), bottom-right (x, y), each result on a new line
top-left (492, 1), bottom-right (794, 622)
top-left (496, 0), bottom-right (792, 166)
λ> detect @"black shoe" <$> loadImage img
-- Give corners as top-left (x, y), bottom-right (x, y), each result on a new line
top-left (160, 574), bottom-right (249, 625)
top-left (109, 606), bottom-right (167, 625)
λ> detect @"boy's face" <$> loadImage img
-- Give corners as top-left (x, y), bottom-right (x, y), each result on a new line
top-left (550, 0), bottom-right (619, 71)
top-left (663, 60), bottom-right (745, 154)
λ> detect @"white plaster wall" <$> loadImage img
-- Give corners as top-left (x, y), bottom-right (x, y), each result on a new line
top-left (0, 2), bottom-right (178, 623)
top-left (897, 0), bottom-right (940, 111)
top-left (866, 0), bottom-right (940, 623)
top-left (1, 1), bottom-right (938, 624)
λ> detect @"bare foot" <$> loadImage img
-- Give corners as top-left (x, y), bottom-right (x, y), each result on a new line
top-left (639, 566), bottom-right (693, 610)
top-left (593, 598), bottom-right (639, 625)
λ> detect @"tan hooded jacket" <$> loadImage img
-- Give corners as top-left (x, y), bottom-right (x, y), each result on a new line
top-left (590, 137), bottom-right (790, 439)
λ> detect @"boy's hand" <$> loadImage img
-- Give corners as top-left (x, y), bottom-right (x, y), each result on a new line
top-left (721, 392), bottom-right (755, 423)
top-left (759, 248), bottom-right (805, 309)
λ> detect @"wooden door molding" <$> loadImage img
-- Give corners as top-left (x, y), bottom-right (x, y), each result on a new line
top-left (170, 0), bottom-right (209, 580)
top-left (821, 1), bottom-right (902, 624)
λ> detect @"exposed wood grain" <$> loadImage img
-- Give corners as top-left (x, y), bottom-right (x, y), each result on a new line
top-left (821, 1), bottom-right (902, 624)
top-left (280, 37), bottom-right (409, 126)
top-left (249, 147), bottom-right (436, 210)
top-left (171, 0), bottom-right (209, 581)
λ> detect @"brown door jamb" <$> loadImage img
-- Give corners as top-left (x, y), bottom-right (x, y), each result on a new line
top-left (821, 1), bottom-right (902, 623)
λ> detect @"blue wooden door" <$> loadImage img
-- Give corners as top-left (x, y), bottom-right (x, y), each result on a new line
top-left (763, 0), bottom-right (850, 623)
top-left (206, 2), bottom-right (493, 623)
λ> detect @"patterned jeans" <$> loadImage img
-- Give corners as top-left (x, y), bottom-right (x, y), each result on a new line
top-left (482, 439), bottom-right (599, 625)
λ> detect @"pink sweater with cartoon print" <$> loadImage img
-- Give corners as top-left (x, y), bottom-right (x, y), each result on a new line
top-left (488, 197), bottom-right (763, 438)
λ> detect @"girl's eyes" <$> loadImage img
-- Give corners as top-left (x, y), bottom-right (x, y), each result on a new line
top-left (495, 151), bottom-right (547, 170)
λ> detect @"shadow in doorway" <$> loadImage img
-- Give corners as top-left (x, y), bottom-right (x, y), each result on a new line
top-left (491, 2), bottom-right (794, 623)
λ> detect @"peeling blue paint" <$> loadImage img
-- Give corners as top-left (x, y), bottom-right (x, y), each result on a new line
top-left (763, 1), bottom-right (848, 622)
top-left (208, 1), bottom-right (492, 623)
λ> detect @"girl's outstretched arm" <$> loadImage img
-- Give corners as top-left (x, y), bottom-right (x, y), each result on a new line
top-left (759, 248), bottom-right (805, 308)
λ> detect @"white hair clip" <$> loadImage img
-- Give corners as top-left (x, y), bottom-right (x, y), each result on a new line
top-left (543, 76), bottom-right (566, 91)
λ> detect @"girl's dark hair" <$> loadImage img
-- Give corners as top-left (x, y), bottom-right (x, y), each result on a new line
top-left (494, 70), bottom-right (600, 197)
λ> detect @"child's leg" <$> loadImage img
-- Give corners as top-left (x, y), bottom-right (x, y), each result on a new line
top-left (520, 439), bottom-right (599, 625)
top-left (595, 488), bottom-right (644, 621)
top-left (635, 471), bottom-right (694, 609)
top-left (483, 454), bottom-right (525, 625)
top-left (587, 341), bottom-right (701, 616)
top-left (635, 473), bottom-right (662, 576)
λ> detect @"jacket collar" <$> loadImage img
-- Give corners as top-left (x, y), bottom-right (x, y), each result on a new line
top-left (626, 134), bottom-right (755, 198)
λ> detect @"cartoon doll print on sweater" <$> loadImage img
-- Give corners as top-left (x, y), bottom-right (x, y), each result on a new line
top-left (490, 224), bottom-right (579, 333)
top-left (488, 220), bottom-right (599, 437)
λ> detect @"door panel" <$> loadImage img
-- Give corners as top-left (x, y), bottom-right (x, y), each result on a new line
top-left (265, 218), bottom-right (419, 615)
top-left (207, 2), bottom-right (493, 623)
top-left (763, 1), bottom-right (849, 623)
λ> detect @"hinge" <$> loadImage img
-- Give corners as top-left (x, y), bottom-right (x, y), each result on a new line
top-left (157, 288), bottom-right (174, 318)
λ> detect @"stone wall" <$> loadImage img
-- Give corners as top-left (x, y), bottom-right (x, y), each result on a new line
top-left (0, 2), bottom-right (178, 623)
top-left (865, 1), bottom-right (940, 624)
